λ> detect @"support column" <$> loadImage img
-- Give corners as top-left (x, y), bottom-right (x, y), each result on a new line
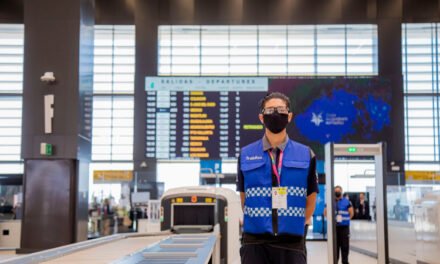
top-left (377, 0), bottom-right (405, 173)
top-left (20, 0), bottom-right (94, 253)
top-left (133, 0), bottom-right (159, 185)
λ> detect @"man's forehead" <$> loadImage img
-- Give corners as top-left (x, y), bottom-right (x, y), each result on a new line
top-left (265, 98), bottom-right (287, 107)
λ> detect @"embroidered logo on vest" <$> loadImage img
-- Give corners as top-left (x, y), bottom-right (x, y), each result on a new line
top-left (246, 155), bottom-right (263, 161)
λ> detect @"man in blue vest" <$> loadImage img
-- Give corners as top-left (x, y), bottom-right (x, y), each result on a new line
top-left (236, 92), bottom-right (318, 264)
top-left (325, 185), bottom-right (354, 264)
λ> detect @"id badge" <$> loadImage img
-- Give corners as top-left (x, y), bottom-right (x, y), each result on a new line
top-left (272, 187), bottom-right (287, 209)
top-left (336, 214), bottom-right (343, 223)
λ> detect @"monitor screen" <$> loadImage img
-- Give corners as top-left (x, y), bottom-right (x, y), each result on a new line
top-left (269, 77), bottom-right (392, 159)
top-left (145, 77), bottom-right (268, 159)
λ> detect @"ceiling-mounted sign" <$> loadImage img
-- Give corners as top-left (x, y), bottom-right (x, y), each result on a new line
top-left (93, 170), bottom-right (133, 183)
top-left (405, 171), bottom-right (440, 184)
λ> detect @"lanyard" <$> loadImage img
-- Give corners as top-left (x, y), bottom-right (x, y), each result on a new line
top-left (268, 150), bottom-right (283, 186)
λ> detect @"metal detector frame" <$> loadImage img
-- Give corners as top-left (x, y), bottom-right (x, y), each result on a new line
top-left (325, 142), bottom-right (389, 264)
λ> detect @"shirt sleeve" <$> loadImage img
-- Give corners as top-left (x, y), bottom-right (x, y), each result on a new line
top-left (307, 150), bottom-right (319, 196)
top-left (236, 155), bottom-right (245, 192)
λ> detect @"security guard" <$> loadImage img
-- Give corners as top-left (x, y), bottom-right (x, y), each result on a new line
top-left (236, 92), bottom-right (318, 264)
top-left (325, 186), bottom-right (354, 264)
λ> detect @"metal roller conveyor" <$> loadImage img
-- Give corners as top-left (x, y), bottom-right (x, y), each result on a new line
top-left (170, 238), bottom-right (210, 242)
top-left (142, 252), bottom-right (198, 259)
top-left (115, 227), bottom-right (219, 264)
top-left (0, 233), bottom-right (172, 264)
top-left (159, 243), bottom-right (205, 248)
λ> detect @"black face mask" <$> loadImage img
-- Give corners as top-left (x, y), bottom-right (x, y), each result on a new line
top-left (335, 191), bottom-right (342, 198)
top-left (263, 112), bottom-right (289, 134)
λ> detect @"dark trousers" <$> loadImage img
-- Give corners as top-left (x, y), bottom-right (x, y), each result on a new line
top-left (336, 225), bottom-right (350, 264)
top-left (304, 224), bottom-right (309, 256)
top-left (240, 244), bottom-right (307, 264)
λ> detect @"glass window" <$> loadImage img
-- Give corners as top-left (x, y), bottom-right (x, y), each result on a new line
top-left (92, 96), bottom-right (134, 161)
top-left (0, 24), bottom-right (24, 94)
top-left (92, 26), bottom-right (135, 163)
top-left (403, 23), bottom-right (440, 163)
top-left (158, 24), bottom-right (378, 76)
top-left (93, 25), bottom-right (135, 95)
top-left (0, 24), bottom-right (24, 174)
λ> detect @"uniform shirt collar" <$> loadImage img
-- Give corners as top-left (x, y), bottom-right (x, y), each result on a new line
top-left (262, 134), bottom-right (289, 152)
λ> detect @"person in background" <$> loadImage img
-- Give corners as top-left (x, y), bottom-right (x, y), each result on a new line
top-left (236, 92), bottom-right (318, 264)
top-left (355, 192), bottom-right (370, 220)
top-left (372, 198), bottom-right (377, 221)
top-left (393, 199), bottom-right (402, 221)
top-left (102, 198), bottom-right (112, 216)
top-left (324, 186), bottom-right (354, 264)
top-left (102, 198), bottom-right (114, 236)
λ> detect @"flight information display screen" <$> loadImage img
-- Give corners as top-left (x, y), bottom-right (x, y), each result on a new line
top-left (145, 77), bottom-right (268, 159)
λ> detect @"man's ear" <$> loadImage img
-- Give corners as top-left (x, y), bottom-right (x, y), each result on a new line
top-left (259, 114), bottom-right (264, 124)
top-left (288, 112), bottom-right (293, 122)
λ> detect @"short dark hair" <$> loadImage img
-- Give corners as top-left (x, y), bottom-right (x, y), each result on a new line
top-left (259, 92), bottom-right (291, 113)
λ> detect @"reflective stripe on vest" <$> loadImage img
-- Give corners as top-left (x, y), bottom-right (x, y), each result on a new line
top-left (244, 207), bottom-right (272, 217)
top-left (241, 139), bottom-right (310, 236)
top-left (245, 186), bottom-right (307, 198)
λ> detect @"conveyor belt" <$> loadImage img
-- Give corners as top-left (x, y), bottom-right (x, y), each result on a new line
top-left (115, 233), bottom-right (218, 264)
top-left (43, 236), bottom-right (169, 264)
top-left (0, 227), bottom-right (220, 264)
top-left (0, 233), bottom-right (171, 264)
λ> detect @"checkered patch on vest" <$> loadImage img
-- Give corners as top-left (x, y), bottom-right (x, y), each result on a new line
top-left (278, 207), bottom-right (306, 217)
top-left (287, 186), bottom-right (307, 197)
top-left (245, 187), bottom-right (271, 198)
top-left (244, 207), bottom-right (272, 217)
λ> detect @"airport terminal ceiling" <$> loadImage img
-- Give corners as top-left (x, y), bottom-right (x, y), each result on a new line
top-left (4, 0), bottom-right (440, 25)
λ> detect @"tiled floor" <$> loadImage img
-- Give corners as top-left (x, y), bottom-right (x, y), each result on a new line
top-left (307, 241), bottom-right (377, 264)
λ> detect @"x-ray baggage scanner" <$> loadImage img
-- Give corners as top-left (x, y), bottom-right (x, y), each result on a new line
top-left (325, 143), bottom-right (389, 264)
top-left (160, 186), bottom-right (242, 264)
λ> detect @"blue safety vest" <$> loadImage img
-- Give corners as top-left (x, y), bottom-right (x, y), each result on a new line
top-left (240, 139), bottom-right (310, 236)
top-left (336, 198), bottom-right (351, 226)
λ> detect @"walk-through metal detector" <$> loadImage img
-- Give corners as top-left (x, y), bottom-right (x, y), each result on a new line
top-left (325, 143), bottom-right (389, 264)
